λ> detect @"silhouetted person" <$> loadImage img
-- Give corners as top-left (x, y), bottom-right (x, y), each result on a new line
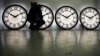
top-left (28, 2), bottom-right (45, 30)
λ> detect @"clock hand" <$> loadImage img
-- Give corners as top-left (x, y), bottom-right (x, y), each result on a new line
top-left (58, 12), bottom-right (69, 19)
top-left (9, 13), bottom-right (16, 17)
top-left (66, 12), bottom-right (75, 18)
top-left (83, 14), bottom-right (91, 19)
top-left (60, 14), bottom-right (68, 18)
top-left (90, 14), bottom-right (98, 19)
top-left (42, 12), bottom-right (50, 17)
top-left (15, 12), bottom-right (25, 17)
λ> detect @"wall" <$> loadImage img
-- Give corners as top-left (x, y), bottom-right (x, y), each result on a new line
top-left (0, 0), bottom-right (99, 30)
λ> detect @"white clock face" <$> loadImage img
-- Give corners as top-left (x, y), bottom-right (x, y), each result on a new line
top-left (55, 6), bottom-right (78, 29)
top-left (2, 5), bottom-right (27, 30)
top-left (80, 7), bottom-right (100, 30)
top-left (40, 5), bottom-right (54, 29)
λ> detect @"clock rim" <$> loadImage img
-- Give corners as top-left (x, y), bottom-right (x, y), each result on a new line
top-left (2, 4), bottom-right (28, 30)
top-left (55, 6), bottom-right (78, 30)
top-left (39, 5), bottom-right (54, 30)
top-left (80, 7), bottom-right (100, 30)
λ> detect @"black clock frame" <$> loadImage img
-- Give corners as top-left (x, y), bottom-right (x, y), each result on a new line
top-left (2, 4), bottom-right (28, 30)
top-left (55, 6), bottom-right (78, 30)
top-left (80, 7), bottom-right (100, 30)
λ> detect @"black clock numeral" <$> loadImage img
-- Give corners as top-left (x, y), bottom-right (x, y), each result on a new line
top-left (9, 8), bottom-right (13, 12)
top-left (17, 23), bottom-right (20, 26)
top-left (21, 20), bottom-right (25, 23)
top-left (6, 11), bottom-right (10, 14)
top-left (4, 15), bottom-right (8, 18)
top-left (62, 23), bottom-right (65, 26)
top-left (81, 17), bottom-right (85, 19)
top-left (57, 17), bottom-right (60, 19)
top-left (44, 8), bottom-right (47, 12)
top-left (14, 6), bottom-right (18, 10)
top-left (47, 20), bottom-right (51, 23)
top-left (66, 24), bottom-right (68, 27)
top-left (58, 20), bottom-right (62, 24)
top-left (82, 13), bottom-right (86, 17)
top-left (45, 24), bottom-right (48, 27)
top-left (18, 8), bottom-right (22, 11)
top-left (96, 16), bottom-right (99, 19)
top-left (81, 20), bottom-right (85, 23)
top-left (88, 9), bottom-right (92, 12)
top-left (90, 25), bottom-right (93, 28)
top-left (92, 10), bottom-right (95, 13)
top-left (65, 8), bottom-right (68, 11)
top-left (21, 12), bottom-right (25, 14)
top-left (5, 19), bottom-right (9, 22)
top-left (69, 23), bottom-right (73, 26)
top-left (73, 16), bottom-right (77, 19)
top-left (92, 24), bottom-right (95, 26)
top-left (84, 11), bottom-right (88, 14)
top-left (69, 9), bottom-right (71, 12)
top-left (86, 23), bottom-right (89, 26)
top-left (57, 12), bottom-right (62, 16)
top-left (60, 9), bottom-right (64, 13)
top-left (82, 21), bottom-right (86, 24)
top-left (96, 21), bottom-right (99, 24)
top-left (9, 22), bottom-right (12, 26)
top-left (85, 10), bottom-right (89, 13)
top-left (73, 20), bottom-right (76, 23)
top-left (22, 16), bottom-right (26, 19)
top-left (22, 14), bottom-right (26, 18)
top-left (48, 16), bottom-right (52, 19)
top-left (13, 24), bottom-right (16, 28)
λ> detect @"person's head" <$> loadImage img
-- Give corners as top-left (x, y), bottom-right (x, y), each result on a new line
top-left (31, 2), bottom-right (37, 7)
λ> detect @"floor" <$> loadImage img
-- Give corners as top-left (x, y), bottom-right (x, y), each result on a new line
top-left (0, 30), bottom-right (100, 56)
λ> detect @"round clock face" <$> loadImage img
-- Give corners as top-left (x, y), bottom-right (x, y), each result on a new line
top-left (55, 6), bottom-right (78, 29)
top-left (40, 5), bottom-right (54, 29)
top-left (80, 7), bottom-right (100, 30)
top-left (2, 5), bottom-right (27, 30)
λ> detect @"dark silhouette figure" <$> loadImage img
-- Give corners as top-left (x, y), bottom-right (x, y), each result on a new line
top-left (28, 2), bottom-right (45, 30)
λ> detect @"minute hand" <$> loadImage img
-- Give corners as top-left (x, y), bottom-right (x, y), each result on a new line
top-left (42, 12), bottom-right (50, 17)
top-left (66, 12), bottom-right (75, 18)
top-left (15, 12), bottom-right (24, 17)
top-left (90, 14), bottom-right (98, 19)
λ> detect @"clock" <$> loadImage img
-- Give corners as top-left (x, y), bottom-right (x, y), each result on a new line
top-left (40, 5), bottom-right (54, 29)
top-left (80, 7), bottom-right (100, 30)
top-left (55, 6), bottom-right (78, 30)
top-left (2, 5), bottom-right (27, 30)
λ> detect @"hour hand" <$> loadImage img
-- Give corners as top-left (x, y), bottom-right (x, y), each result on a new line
top-left (60, 14), bottom-right (67, 18)
top-left (42, 12), bottom-right (50, 17)
top-left (9, 13), bottom-right (15, 17)
top-left (66, 12), bottom-right (75, 18)
top-left (15, 12), bottom-right (24, 17)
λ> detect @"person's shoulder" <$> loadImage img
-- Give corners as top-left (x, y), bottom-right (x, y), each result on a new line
top-left (38, 4), bottom-right (42, 7)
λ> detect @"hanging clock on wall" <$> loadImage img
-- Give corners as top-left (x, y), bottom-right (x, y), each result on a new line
top-left (40, 5), bottom-right (54, 29)
top-left (80, 7), bottom-right (100, 30)
top-left (55, 6), bottom-right (78, 30)
top-left (2, 5), bottom-right (27, 30)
